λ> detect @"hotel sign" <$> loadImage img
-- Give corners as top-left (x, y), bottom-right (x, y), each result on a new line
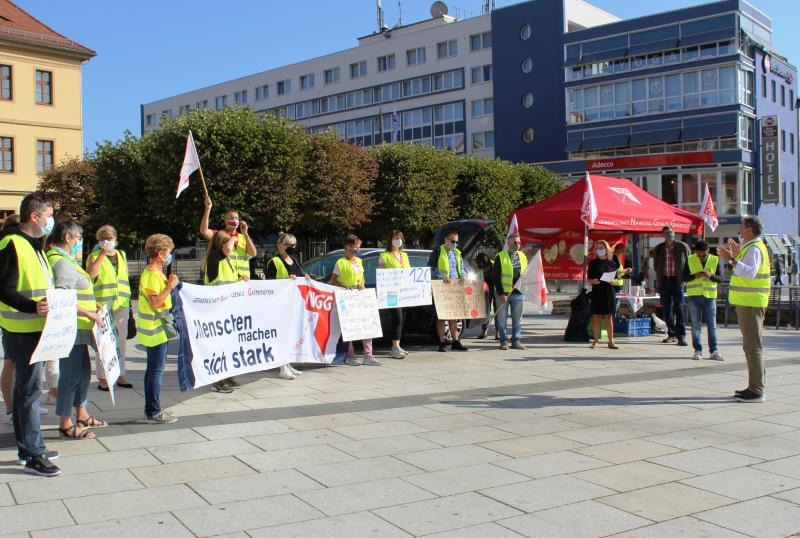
top-left (760, 115), bottom-right (780, 204)
top-left (763, 54), bottom-right (794, 83)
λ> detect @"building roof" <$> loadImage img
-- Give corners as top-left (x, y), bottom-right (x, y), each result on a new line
top-left (0, 0), bottom-right (95, 59)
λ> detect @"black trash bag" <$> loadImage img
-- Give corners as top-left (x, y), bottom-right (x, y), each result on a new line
top-left (564, 289), bottom-right (592, 342)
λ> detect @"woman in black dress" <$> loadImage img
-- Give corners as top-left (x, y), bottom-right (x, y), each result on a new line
top-left (587, 240), bottom-right (620, 349)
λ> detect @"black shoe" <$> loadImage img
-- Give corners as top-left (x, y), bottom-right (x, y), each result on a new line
top-left (23, 454), bottom-right (61, 477)
top-left (18, 449), bottom-right (59, 466)
top-left (116, 381), bottom-right (134, 389)
top-left (211, 381), bottom-right (233, 393)
top-left (437, 342), bottom-right (448, 352)
top-left (733, 388), bottom-right (748, 397)
top-left (98, 384), bottom-right (110, 392)
top-left (676, 338), bottom-right (688, 347)
top-left (662, 336), bottom-right (677, 343)
top-left (451, 340), bottom-right (469, 351)
top-left (735, 389), bottom-right (765, 403)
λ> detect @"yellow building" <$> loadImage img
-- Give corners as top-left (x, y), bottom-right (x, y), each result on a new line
top-left (0, 0), bottom-right (94, 219)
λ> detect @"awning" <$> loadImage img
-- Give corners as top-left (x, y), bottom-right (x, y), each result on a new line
top-left (682, 118), bottom-right (737, 141)
top-left (580, 48), bottom-right (628, 64)
top-left (564, 138), bottom-right (583, 153)
top-left (630, 128), bottom-right (682, 146)
top-left (763, 235), bottom-right (785, 257)
top-left (629, 39), bottom-right (680, 56)
top-left (679, 28), bottom-right (736, 47)
top-left (581, 134), bottom-right (630, 151)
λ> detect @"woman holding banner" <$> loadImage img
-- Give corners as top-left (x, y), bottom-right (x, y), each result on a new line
top-left (46, 220), bottom-right (105, 439)
top-left (331, 234), bottom-right (380, 366)
top-left (587, 240), bottom-right (620, 350)
top-left (202, 231), bottom-right (249, 392)
top-left (378, 230), bottom-right (410, 359)
top-left (137, 234), bottom-right (179, 424)
top-left (264, 232), bottom-right (305, 380)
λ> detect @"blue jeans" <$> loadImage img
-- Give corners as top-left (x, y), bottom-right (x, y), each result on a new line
top-left (7, 331), bottom-right (46, 461)
top-left (688, 296), bottom-right (718, 354)
top-left (144, 342), bottom-right (168, 417)
top-left (332, 337), bottom-right (348, 364)
top-left (659, 278), bottom-right (686, 338)
top-left (171, 284), bottom-right (195, 391)
top-left (497, 292), bottom-right (525, 345)
top-left (56, 344), bottom-right (90, 417)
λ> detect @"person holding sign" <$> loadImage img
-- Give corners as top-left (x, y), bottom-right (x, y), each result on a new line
top-left (430, 229), bottom-right (469, 353)
top-left (331, 234), bottom-right (380, 366)
top-left (86, 225), bottom-right (133, 391)
top-left (492, 233), bottom-right (527, 351)
top-left (265, 232), bottom-right (306, 379)
top-left (201, 231), bottom-right (249, 392)
top-left (0, 193), bottom-right (61, 476)
top-left (137, 234), bottom-right (180, 424)
top-left (200, 196), bottom-right (256, 278)
top-left (587, 240), bottom-right (620, 350)
top-left (46, 221), bottom-right (106, 439)
top-left (379, 230), bottom-right (410, 359)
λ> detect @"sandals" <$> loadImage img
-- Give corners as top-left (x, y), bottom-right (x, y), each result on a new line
top-left (608, 344), bottom-right (619, 350)
top-left (77, 416), bottom-right (107, 428)
top-left (59, 424), bottom-right (94, 439)
top-left (590, 342), bottom-right (597, 349)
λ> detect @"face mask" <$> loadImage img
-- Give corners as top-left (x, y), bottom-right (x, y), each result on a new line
top-left (40, 215), bottom-right (55, 235)
top-left (285, 246), bottom-right (297, 255)
top-left (449, 241), bottom-right (459, 250)
top-left (101, 239), bottom-right (116, 250)
top-left (163, 253), bottom-right (173, 267)
top-left (392, 239), bottom-right (403, 248)
top-left (596, 249), bottom-right (607, 257)
top-left (665, 232), bottom-right (675, 241)
top-left (70, 239), bottom-right (83, 256)
top-left (353, 248), bottom-right (361, 256)
top-left (226, 219), bottom-right (239, 230)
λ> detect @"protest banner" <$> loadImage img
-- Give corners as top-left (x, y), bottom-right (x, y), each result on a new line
top-left (179, 279), bottom-right (342, 388)
top-left (30, 289), bottom-right (77, 364)
top-left (335, 288), bottom-right (383, 341)
top-left (376, 267), bottom-right (432, 309)
top-left (431, 279), bottom-right (487, 320)
top-left (92, 305), bottom-right (121, 404)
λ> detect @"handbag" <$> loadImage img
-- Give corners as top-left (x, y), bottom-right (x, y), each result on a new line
top-left (126, 305), bottom-right (136, 339)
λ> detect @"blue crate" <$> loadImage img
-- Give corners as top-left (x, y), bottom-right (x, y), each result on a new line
top-left (620, 317), bottom-right (650, 337)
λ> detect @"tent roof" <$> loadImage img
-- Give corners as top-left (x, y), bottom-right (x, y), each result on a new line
top-left (515, 174), bottom-right (705, 235)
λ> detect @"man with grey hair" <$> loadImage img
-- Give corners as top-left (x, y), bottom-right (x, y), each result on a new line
top-left (653, 225), bottom-right (690, 346)
top-left (719, 215), bottom-right (770, 403)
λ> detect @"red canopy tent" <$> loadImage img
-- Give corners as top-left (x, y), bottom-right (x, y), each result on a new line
top-left (514, 174), bottom-right (705, 280)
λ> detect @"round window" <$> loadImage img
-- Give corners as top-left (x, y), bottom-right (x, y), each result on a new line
top-left (520, 24), bottom-right (532, 40)
top-left (522, 92), bottom-right (534, 108)
top-left (521, 58), bottom-right (533, 74)
top-left (522, 128), bottom-right (535, 143)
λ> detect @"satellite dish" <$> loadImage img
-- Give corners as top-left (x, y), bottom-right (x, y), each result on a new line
top-left (430, 1), bottom-right (448, 18)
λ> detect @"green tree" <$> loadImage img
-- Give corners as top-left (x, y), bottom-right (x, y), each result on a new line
top-left (515, 162), bottom-right (564, 208)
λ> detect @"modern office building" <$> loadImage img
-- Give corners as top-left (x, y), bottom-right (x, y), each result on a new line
top-left (142, 0), bottom-right (798, 248)
top-left (0, 0), bottom-right (95, 218)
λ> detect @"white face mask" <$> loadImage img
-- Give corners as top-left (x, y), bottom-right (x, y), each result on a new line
top-left (101, 239), bottom-right (116, 250)
top-left (391, 239), bottom-right (403, 248)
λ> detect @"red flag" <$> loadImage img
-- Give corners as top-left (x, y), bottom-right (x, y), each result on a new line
top-left (699, 183), bottom-right (718, 232)
top-left (580, 172), bottom-right (598, 229)
top-left (176, 131), bottom-right (200, 198)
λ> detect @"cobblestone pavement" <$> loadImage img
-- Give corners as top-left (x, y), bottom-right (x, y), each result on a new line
top-left (1, 313), bottom-right (799, 537)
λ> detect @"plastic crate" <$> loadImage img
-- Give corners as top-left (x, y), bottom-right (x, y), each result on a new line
top-left (616, 317), bottom-right (650, 337)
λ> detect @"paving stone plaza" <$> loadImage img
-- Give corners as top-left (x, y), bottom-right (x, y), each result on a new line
top-left (1, 313), bottom-right (799, 537)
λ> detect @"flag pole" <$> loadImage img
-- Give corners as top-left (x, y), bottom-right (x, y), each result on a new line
top-left (582, 224), bottom-right (589, 290)
top-left (196, 161), bottom-right (209, 198)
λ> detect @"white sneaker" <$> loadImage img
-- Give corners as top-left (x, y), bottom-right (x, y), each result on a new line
top-left (39, 407), bottom-right (48, 416)
top-left (41, 393), bottom-right (57, 405)
top-left (288, 365), bottom-right (302, 376)
top-left (363, 356), bottom-right (381, 366)
top-left (709, 351), bottom-right (725, 361)
top-left (398, 347), bottom-right (409, 357)
top-left (692, 351), bottom-right (702, 360)
top-left (277, 365), bottom-right (295, 380)
top-left (3, 412), bottom-right (11, 424)
top-left (345, 357), bottom-right (361, 366)
top-left (390, 348), bottom-right (405, 359)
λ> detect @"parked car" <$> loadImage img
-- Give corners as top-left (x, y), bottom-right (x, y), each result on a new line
top-left (302, 220), bottom-right (495, 342)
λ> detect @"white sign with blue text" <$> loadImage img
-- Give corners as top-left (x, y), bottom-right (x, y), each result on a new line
top-left (375, 267), bottom-right (432, 309)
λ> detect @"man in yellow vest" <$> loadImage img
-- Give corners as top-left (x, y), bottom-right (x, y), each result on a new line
top-left (683, 240), bottom-right (723, 361)
top-left (718, 216), bottom-right (770, 403)
top-left (0, 193), bottom-right (61, 476)
top-left (200, 196), bottom-right (257, 278)
top-left (429, 229), bottom-right (469, 352)
top-left (492, 233), bottom-right (528, 350)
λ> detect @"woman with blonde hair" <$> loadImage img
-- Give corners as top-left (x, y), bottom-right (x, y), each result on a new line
top-left (587, 239), bottom-right (620, 349)
top-left (378, 230), bottom-right (410, 359)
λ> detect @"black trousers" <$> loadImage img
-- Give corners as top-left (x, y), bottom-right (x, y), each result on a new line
top-left (387, 307), bottom-right (404, 341)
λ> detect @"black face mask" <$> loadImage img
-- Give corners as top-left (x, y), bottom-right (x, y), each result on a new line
top-left (285, 246), bottom-right (297, 255)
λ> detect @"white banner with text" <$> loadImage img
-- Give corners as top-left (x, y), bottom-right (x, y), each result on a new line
top-left (375, 267), bottom-right (432, 309)
top-left (335, 288), bottom-right (383, 341)
top-left (30, 289), bottom-right (77, 364)
top-left (92, 305), bottom-right (121, 404)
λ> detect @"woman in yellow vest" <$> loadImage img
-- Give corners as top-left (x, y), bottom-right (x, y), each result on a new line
top-left (265, 232), bottom-right (306, 380)
top-left (86, 225), bottom-right (133, 391)
top-left (378, 230), bottom-right (411, 359)
top-left (137, 234), bottom-right (180, 424)
top-left (330, 234), bottom-right (380, 366)
top-left (46, 221), bottom-right (105, 439)
top-left (201, 231), bottom-right (249, 392)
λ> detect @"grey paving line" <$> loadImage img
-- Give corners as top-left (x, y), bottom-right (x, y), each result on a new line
top-left (3, 354), bottom-right (795, 449)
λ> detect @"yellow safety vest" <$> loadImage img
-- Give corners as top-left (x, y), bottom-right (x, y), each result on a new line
top-left (86, 248), bottom-right (130, 310)
top-left (228, 232), bottom-right (250, 278)
top-left (612, 255), bottom-right (625, 287)
top-left (379, 251), bottom-right (410, 269)
top-left (47, 248), bottom-right (97, 331)
top-left (269, 256), bottom-right (290, 279)
top-left (335, 257), bottom-right (364, 287)
top-left (437, 245), bottom-right (462, 278)
top-left (729, 240), bottom-right (771, 308)
top-left (497, 249), bottom-right (528, 294)
top-left (686, 254), bottom-right (719, 299)
top-left (0, 235), bottom-right (53, 333)
top-left (204, 256), bottom-right (240, 286)
top-left (136, 267), bottom-right (172, 347)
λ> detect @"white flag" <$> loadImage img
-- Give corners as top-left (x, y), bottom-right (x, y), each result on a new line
top-left (506, 213), bottom-right (519, 244)
top-left (514, 251), bottom-right (551, 314)
top-left (176, 131), bottom-right (200, 198)
top-left (391, 109), bottom-right (399, 143)
top-left (699, 183), bottom-right (718, 232)
top-left (580, 172), bottom-right (598, 229)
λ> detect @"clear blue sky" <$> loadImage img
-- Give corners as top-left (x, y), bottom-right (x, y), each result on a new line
top-left (13, 0), bottom-right (800, 154)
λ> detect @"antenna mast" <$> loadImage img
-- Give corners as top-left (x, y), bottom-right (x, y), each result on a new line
top-left (397, 0), bottom-right (403, 26)
top-left (376, 0), bottom-right (385, 32)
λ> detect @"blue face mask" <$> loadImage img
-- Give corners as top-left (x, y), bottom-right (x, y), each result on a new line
top-left (596, 249), bottom-right (607, 257)
top-left (665, 232), bottom-right (675, 241)
top-left (164, 253), bottom-right (174, 267)
top-left (70, 239), bottom-right (83, 256)
top-left (41, 216), bottom-right (55, 235)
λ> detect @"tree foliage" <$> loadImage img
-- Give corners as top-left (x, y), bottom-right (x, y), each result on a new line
top-left (37, 156), bottom-right (100, 231)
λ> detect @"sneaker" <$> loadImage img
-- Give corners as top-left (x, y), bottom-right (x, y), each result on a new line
top-left (288, 365), bottom-right (302, 376)
top-left (41, 392), bottom-right (57, 405)
top-left (709, 351), bottom-right (725, 361)
top-left (226, 378), bottom-right (242, 389)
top-left (733, 387), bottom-right (748, 397)
top-left (211, 381), bottom-right (233, 393)
top-left (692, 351), bottom-right (702, 360)
top-left (451, 340), bottom-right (469, 351)
top-left (345, 357), bottom-right (361, 366)
top-left (145, 411), bottom-right (178, 424)
top-left (39, 407), bottom-right (48, 416)
top-left (398, 347), bottom-right (409, 357)
top-left (18, 450), bottom-right (59, 465)
top-left (278, 365), bottom-right (296, 380)
top-left (363, 356), bottom-right (381, 366)
top-left (437, 342), bottom-right (448, 352)
top-left (662, 336), bottom-right (677, 343)
top-left (735, 389), bottom-right (765, 403)
top-left (390, 347), bottom-right (406, 359)
top-left (510, 342), bottom-right (526, 350)
top-left (499, 343), bottom-right (509, 350)
top-left (23, 454), bottom-right (60, 477)
top-left (676, 338), bottom-right (688, 347)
